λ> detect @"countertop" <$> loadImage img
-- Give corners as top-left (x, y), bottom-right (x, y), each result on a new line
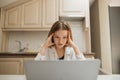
top-left (0, 52), bottom-right (95, 58)
top-left (0, 75), bottom-right (120, 80)
top-left (0, 52), bottom-right (38, 54)
top-left (0, 52), bottom-right (38, 58)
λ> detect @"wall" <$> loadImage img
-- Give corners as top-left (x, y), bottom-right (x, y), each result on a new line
top-left (90, 0), bottom-right (101, 59)
top-left (0, 29), bottom-right (1, 52)
top-left (109, 7), bottom-right (120, 74)
top-left (0, 8), bottom-right (2, 51)
top-left (90, 0), bottom-right (112, 73)
top-left (8, 31), bottom-right (48, 52)
top-left (90, 0), bottom-right (120, 74)
top-left (98, 0), bottom-right (112, 73)
top-left (7, 21), bottom-right (86, 53)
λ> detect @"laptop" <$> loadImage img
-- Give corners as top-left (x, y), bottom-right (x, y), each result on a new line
top-left (24, 59), bottom-right (100, 80)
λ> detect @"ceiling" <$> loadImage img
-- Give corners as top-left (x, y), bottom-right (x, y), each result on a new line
top-left (0, 0), bottom-right (19, 8)
top-left (0, 0), bottom-right (95, 8)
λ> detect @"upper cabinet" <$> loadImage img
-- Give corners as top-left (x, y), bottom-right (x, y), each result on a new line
top-left (59, 0), bottom-right (90, 29)
top-left (2, 0), bottom-right (59, 30)
top-left (21, 0), bottom-right (42, 28)
top-left (42, 0), bottom-right (58, 28)
top-left (1, 0), bottom-right (90, 31)
top-left (5, 6), bottom-right (21, 29)
top-left (59, 0), bottom-right (85, 17)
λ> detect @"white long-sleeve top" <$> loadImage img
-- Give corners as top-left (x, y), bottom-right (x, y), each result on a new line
top-left (34, 46), bottom-right (86, 60)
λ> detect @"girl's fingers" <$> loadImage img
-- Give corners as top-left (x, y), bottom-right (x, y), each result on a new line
top-left (49, 33), bottom-right (54, 38)
top-left (68, 31), bottom-right (70, 39)
top-left (47, 33), bottom-right (54, 47)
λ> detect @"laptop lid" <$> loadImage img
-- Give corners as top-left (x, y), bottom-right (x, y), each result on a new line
top-left (24, 59), bottom-right (100, 80)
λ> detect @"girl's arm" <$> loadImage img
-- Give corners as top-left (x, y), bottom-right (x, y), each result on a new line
top-left (67, 32), bottom-right (86, 60)
top-left (35, 34), bottom-right (54, 60)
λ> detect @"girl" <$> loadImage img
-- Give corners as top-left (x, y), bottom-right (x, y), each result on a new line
top-left (35, 21), bottom-right (86, 60)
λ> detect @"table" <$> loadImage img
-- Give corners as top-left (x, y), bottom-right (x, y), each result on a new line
top-left (0, 75), bottom-right (120, 80)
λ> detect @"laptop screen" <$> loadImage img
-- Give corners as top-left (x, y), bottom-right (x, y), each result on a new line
top-left (24, 59), bottom-right (100, 80)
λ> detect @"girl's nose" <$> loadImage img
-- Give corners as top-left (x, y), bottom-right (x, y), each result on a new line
top-left (59, 38), bottom-right (63, 44)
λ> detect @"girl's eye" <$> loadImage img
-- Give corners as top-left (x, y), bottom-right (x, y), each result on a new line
top-left (63, 37), bottom-right (67, 39)
top-left (55, 36), bottom-right (59, 39)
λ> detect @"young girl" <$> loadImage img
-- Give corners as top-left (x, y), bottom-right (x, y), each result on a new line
top-left (35, 21), bottom-right (86, 60)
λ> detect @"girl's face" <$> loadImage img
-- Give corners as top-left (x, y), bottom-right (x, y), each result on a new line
top-left (53, 30), bottom-right (68, 48)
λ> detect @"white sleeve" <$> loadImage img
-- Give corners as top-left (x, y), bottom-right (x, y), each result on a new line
top-left (76, 53), bottom-right (86, 60)
top-left (34, 53), bottom-right (46, 60)
top-left (69, 47), bottom-right (86, 60)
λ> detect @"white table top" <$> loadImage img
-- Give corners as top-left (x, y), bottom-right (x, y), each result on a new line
top-left (0, 75), bottom-right (120, 80)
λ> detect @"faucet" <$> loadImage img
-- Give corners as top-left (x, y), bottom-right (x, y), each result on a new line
top-left (15, 40), bottom-right (23, 52)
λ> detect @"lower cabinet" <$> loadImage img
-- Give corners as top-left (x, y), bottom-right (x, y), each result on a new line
top-left (0, 58), bottom-right (23, 74)
top-left (0, 57), bottom-right (34, 74)
top-left (0, 54), bottom-right (94, 74)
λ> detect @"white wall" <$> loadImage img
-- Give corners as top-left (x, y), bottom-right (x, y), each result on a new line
top-left (109, 7), bottom-right (120, 74)
top-left (90, 0), bottom-right (101, 59)
top-left (91, 0), bottom-right (112, 73)
top-left (7, 21), bottom-right (86, 53)
top-left (8, 31), bottom-right (48, 52)
top-left (91, 0), bottom-right (120, 74)
top-left (98, 0), bottom-right (112, 74)
top-left (0, 30), bottom-right (2, 52)
top-left (0, 9), bottom-right (2, 51)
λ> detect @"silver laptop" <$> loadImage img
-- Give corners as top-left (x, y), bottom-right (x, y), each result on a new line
top-left (24, 59), bottom-right (100, 80)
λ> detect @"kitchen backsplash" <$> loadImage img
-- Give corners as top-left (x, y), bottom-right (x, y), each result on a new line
top-left (0, 29), bottom-right (2, 51)
top-left (7, 21), bottom-right (86, 52)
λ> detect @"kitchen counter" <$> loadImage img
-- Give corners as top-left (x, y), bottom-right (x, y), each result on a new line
top-left (0, 52), bottom-right (95, 58)
top-left (0, 75), bottom-right (120, 80)
top-left (0, 52), bottom-right (38, 54)
top-left (0, 52), bottom-right (37, 58)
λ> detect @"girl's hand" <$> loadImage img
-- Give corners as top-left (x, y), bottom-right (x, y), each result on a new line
top-left (67, 32), bottom-right (81, 55)
top-left (43, 34), bottom-right (55, 48)
top-left (67, 32), bottom-right (76, 48)
top-left (39, 34), bottom-right (54, 56)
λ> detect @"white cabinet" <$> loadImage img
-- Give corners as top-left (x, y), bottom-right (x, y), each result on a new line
top-left (0, 57), bottom-right (34, 75)
top-left (0, 58), bottom-right (23, 74)
top-left (21, 0), bottom-right (42, 28)
top-left (42, 0), bottom-right (58, 28)
top-left (5, 6), bottom-right (21, 29)
top-left (59, 0), bottom-right (86, 17)
top-left (3, 0), bottom-right (58, 30)
top-left (59, 0), bottom-right (90, 29)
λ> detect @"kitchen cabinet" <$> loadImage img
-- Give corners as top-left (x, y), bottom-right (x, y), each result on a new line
top-left (0, 58), bottom-right (23, 74)
top-left (0, 53), bottom-right (35, 74)
top-left (59, 0), bottom-right (90, 29)
top-left (3, 0), bottom-right (58, 30)
top-left (21, 0), bottom-right (42, 28)
top-left (59, 0), bottom-right (85, 17)
top-left (5, 6), bottom-right (21, 29)
top-left (42, 0), bottom-right (58, 28)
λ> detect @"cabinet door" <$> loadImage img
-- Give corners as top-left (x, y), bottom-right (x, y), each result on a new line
top-left (21, 0), bottom-right (42, 28)
top-left (5, 6), bottom-right (21, 29)
top-left (42, 0), bottom-right (58, 28)
top-left (0, 58), bottom-right (23, 74)
top-left (59, 0), bottom-right (85, 16)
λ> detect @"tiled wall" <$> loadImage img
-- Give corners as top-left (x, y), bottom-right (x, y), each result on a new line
top-left (8, 21), bottom-right (86, 52)
top-left (8, 31), bottom-right (48, 52)
top-left (0, 30), bottom-right (2, 51)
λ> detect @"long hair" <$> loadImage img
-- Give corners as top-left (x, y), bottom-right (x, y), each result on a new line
top-left (48, 21), bottom-right (73, 43)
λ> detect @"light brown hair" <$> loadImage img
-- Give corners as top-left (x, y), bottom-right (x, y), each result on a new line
top-left (48, 21), bottom-right (73, 43)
